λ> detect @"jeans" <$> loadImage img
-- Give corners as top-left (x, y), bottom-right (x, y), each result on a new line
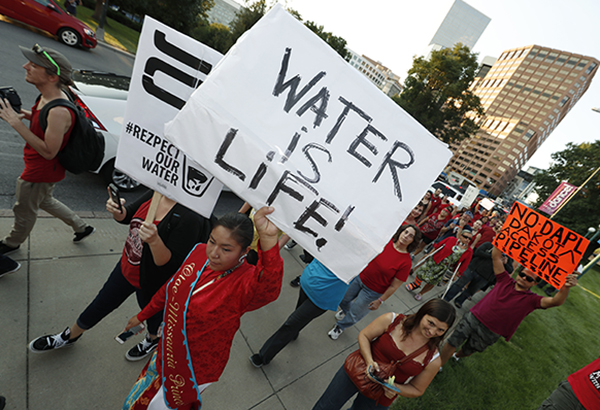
top-left (77, 261), bottom-right (163, 335)
top-left (312, 365), bottom-right (389, 410)
top-left (443, 268), bottom-right (489, 306)
top-left (337, 277), bottom-right (382, 330)
top-left (258, 288), bottom-right (326, 364)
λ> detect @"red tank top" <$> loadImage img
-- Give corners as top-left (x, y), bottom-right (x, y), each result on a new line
top-left (21, 100), bottom-right (74, 183)
top-left (370, 314), bottom-right (436, 406)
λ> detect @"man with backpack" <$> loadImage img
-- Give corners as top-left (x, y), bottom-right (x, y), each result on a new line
top-left (0, 44), bottom-right (94, 255)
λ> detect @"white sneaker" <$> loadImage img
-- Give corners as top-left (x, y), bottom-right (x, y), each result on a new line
top-left (334, 310), bottom-right (345, 321)
top-left (328, 325), bottom-right (343, 340)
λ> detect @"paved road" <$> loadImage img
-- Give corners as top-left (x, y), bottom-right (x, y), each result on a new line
top-left (0, 18), bottom-right (243, 216)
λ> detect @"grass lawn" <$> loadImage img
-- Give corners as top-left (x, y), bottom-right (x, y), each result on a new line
top-left (76, 6), bottom-right (140, 54)
top-left (392, 267), bottom-right (600, 410)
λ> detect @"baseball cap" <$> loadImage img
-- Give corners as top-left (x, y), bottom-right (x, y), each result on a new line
top-left (19, 44), bottom-right (73, 86)
top-left (464, 211), bottom-right (474, 218)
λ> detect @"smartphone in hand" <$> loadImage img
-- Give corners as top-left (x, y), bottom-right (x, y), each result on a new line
top-left (367, 365), bottom-right (402, 394)
top-left (108, 183), bottom-right (123, 213)
top-left (115, 323), bottom-right (145, 344)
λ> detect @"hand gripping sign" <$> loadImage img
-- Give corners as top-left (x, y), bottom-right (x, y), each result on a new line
top-left (493, 202), bottom-right (589, 288)
top-left (116, 17), bottom-right (224, 218)
top-left (164, 5), bottom-right (452, 282)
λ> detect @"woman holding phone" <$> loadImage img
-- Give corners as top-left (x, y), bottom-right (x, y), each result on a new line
top-left (313, 299), bottom-right (456, 409)
top-left (28, 188), bottom-right (213, 361)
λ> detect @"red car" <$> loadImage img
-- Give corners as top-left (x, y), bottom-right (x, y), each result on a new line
top-left (0, 0), bottom-right (96, 48)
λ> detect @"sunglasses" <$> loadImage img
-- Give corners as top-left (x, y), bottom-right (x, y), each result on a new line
top-left (33, 44), bottom-right (60, 76)
top-left (518, 272), bottom-right (537, 283)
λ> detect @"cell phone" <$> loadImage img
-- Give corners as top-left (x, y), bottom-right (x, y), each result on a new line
top-left (367, 365), bottom-right (402, 395)
top-left (115, 323), bottom-right (145, 344)
top-left (108, 183), bottom-right (123, 213)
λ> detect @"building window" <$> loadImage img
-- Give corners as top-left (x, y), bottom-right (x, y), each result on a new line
top-left (523, 130), bottom-right (535, 141)
top-left (585, 63), bottom-right (597, 74)
top-left (558, 96), bottom-right (569, 107)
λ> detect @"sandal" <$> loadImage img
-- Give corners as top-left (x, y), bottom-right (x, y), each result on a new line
top-left (414, 294), bottom-right (422, 301)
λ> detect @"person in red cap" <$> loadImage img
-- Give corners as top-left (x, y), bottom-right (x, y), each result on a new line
top-left (0, 44), bottom-right (94, 256)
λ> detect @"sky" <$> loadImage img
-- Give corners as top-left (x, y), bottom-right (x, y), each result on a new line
top-left (285, 0), bottom-right (600, 171)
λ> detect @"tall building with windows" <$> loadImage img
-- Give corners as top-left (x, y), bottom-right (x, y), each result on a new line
top-left (447, 45), bottom-right (598, 196)
top-left (348, 50), bottom-right (403, 97)
top-left (206, 0), bottom-right (242, 29)
top-left (428, 0), bottom-right (490, 53)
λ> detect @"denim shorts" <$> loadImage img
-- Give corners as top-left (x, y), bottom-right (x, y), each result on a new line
top-left (447, 311), bottom-right (500, 356)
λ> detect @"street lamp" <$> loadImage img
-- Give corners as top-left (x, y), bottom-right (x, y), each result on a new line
top-left (585, 227), bottom-right (596, 239)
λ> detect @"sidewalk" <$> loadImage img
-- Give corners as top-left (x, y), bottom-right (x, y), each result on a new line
top-left (0, 212), bottom-right (478, 410)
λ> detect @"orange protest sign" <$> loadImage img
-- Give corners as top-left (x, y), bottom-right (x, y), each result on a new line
top-left (493, 202), bottom-right (589, 288)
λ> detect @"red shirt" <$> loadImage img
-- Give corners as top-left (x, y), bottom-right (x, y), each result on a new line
top-left (121, 201), bottom-right (157, 288)
top-left (475, 225), bottom-right (496, 248)
top-left (568, 356), bottom-right (600, 409)
top-left (470, 271), bottom-right (543, 341)
top-left (360, 240), bottom-right (412, 294)
top-left (21, 101), bottom-right (74, 183)
top-left (419, 212), bottom-right (449, 240)
top-left (138, 243), bottom-right (283, 386)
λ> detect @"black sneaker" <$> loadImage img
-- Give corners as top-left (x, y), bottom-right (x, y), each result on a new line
top-left (29, 327), bottom-right (80, 353)
top-left (0, 257), bottom-right (21, 278)
top-left (249, 354), bottom-right (263, 368)
top-left (73, 226), bottom-right (95, 243)
top-left (0, 242), bottom-right (19, 255)
top-left (125, 334), bottom-right (159, 361)
top-left (290, 275), bottom-right (301, 288)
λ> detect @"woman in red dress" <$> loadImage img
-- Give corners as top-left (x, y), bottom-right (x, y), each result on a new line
top-left (123, 206), bottom-right (283, 410)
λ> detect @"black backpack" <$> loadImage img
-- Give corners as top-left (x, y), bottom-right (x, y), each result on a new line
top-left (38, 97), bottom-right (105, 174)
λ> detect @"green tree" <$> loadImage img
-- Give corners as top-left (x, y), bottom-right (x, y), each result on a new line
top-left (228, 1), bottom-right (349, 59)
top-left (394, 44), bottom-right (484, 144)
top-left (532, 141), bottom-right (600, 235)
top-left (304, 21), bottom-right (349, 61)
top-left (191, 22), bottom-right (233, 54)
top-left (229, 0), bottom-right (268, 43)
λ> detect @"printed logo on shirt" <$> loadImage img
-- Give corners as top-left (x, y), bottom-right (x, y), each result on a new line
top-left (589, 370), bottom-right (600, 393)
top-left (124, 217), bottom-right (144, 266)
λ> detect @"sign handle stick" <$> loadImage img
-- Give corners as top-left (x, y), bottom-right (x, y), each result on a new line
top-left (549, 166), bottom-right (600, 220)
top-left (145, 191), bottom-right (163, 223)
top-left (441, 263), bottom-right (461, 300)
top-left (413, 246), bottom-right (445, 270)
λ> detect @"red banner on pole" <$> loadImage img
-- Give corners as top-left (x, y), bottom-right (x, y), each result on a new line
top-left (538, 181), bottom-right (576, 215)
top-left (493, 202), bottom-right (589, 288)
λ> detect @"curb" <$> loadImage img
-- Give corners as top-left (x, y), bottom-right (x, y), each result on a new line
top-left (96, 39), bottom-right (136, 58)
top-left (0, 209), bottom-right (114, 219)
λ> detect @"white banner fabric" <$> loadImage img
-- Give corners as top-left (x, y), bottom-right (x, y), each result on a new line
top-left (164, 5), bottom-right (452, 282)
top-left (116, 17), bottom-right (224, 218)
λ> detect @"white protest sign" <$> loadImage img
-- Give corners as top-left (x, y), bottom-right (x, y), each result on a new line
top-left (479, 197), bottom-right (495, 211)
top-left (116, 16), bottom-right (224, 218)
top-left (459, 186), bottom-right (479, 210)
top-left (164, 5), bottom-right (452, 282)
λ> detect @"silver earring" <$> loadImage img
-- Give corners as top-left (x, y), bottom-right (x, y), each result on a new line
top-left (239, 254), bottom-right (247, 263)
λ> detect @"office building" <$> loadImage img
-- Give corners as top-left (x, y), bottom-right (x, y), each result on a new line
top-left (206, 0), bottom-right (241, 28)
top-left (447, 45), bottom-right (599, 196)
top-left (348, 50), bottom-right (403, 97)
top-left (428, 0), bottom-right (490, 53)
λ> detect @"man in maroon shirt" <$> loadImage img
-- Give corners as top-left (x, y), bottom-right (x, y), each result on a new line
top-left (0, 44), bottom-right (94, 255)
top-left (440, 245), bottom-right (578, 366)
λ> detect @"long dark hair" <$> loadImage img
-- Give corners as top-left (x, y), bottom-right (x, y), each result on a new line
top-left (392, 224), bottom-right (422, 254)
top-left (400, 299), bottom-right (456, 349)
top-left (212, 212), bottom-right (254, 249)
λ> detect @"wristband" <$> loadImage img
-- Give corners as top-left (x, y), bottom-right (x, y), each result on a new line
top-left (378, 298), bottom-right (384, 303)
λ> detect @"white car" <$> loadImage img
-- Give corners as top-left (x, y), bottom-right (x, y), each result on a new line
top-left (68, 70), bottom-right (140, 190)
